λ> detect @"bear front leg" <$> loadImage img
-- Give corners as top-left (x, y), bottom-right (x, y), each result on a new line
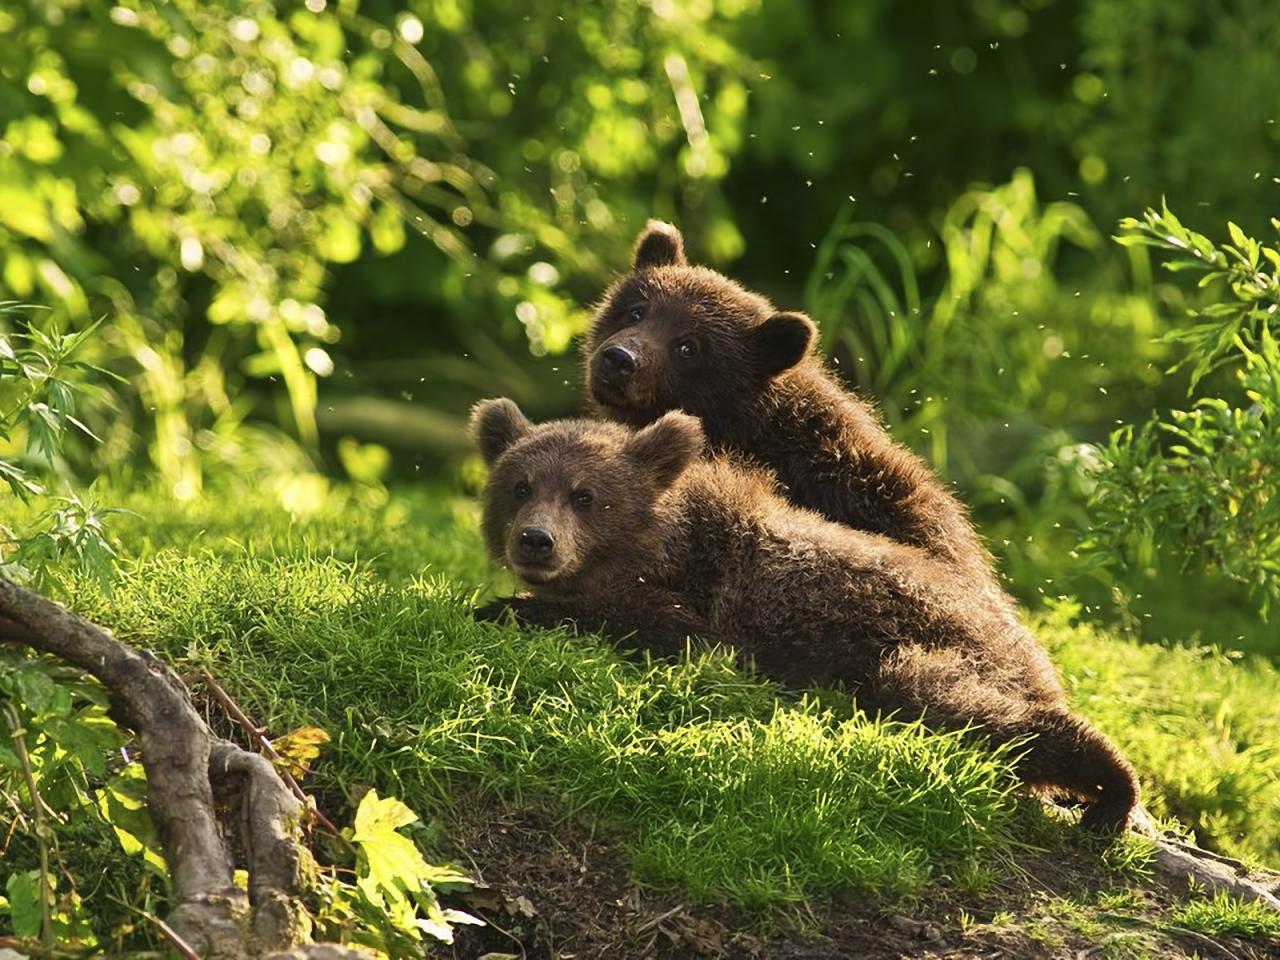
top-left (473, 594), bottom-right (580, 629)
top-left (474, 593), bottom-right (712, 654)
top-left (586, 602), bottom-right (716, 658)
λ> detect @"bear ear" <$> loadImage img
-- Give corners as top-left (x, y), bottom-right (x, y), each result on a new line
top-left (633, 220), bottom-right (687, 270)
top-left (469, 398), bottom-right (532, 465)
top-left (625, 411), bottom-right (705, 489)
top-left (753, 312), bottom-right (817, 379)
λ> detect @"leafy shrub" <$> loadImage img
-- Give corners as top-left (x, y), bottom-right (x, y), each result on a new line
top-left (1086, 208), bottom-right (1280, 618)
top-left (0, 303), bottom-right (120, 585)
top-left (804, 170), bottom-right (1175, 473)
top-left (0, 660), bottom-right (123, 949)
top-left (0, 0), bottom-right (763, 481)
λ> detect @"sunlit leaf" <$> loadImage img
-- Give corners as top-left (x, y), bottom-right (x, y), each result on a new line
top-left (272, 725), bottom-right (330, 781)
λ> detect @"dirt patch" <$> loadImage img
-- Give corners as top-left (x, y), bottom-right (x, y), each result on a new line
top-left (443, 803), bottom-right (1280, 960)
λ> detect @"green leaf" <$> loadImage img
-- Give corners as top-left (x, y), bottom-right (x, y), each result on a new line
top-left (14, 666), bottom-right (58, 714)
top-left (1113, 233), bottom-right (1160, 248)
top-left (6, 871), bottom-right (42, 939)
top-left (47, 682), bottom-right (73, 718)
top-left (0, 741), bottom-right (21, 770)
top-left (96, 763), bottom-right (168, 876)
top-left (44, 714), bottom-right (121, 777)
top-left (370, 201), bottom-right (406, 254)
top-left (318, 213), bottom-right (362, 263)
top-left (0, 459), bottom-right (44, 499)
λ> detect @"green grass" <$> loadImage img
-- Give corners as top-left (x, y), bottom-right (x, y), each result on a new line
top-left (1170, 891), bottom-right (1280, 937)
top-left (49, 487), bottom-right (1028, 909)
top-left (1042, 604), bottom-right (1280, 866)
top-left (5, 479), bottom-right (1280, 916)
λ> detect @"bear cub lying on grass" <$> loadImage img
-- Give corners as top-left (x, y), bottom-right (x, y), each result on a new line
top-left (472, 398), bottom-right (1140, 832)
top-left (584, 221), bottom-right (1001, 597)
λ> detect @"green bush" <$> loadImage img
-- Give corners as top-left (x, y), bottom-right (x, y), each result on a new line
top-left (1087, 209), bottom-right (1280, 619)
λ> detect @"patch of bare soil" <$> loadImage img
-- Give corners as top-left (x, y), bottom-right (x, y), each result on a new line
top-left (443, 804), bottom-right (1280, 960)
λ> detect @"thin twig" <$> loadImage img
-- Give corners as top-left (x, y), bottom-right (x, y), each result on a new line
top-left (148, 913), bottom-right (202, 960)
top-left (199, 668), bottom-right (341, 836)
top-left (635, 903), bottom-right (686, 934)
top-left (104, 896), bottom-right (203, 960)
top-left (3, 701), bottom-right (53, 949)
top-left (0, 796), bottom-right (24, 857)
top-left (1164, 926), bottom-right (1246, 960)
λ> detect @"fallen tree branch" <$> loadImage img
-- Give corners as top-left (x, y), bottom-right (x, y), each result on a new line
top-left (0, 576), bottom-right (367, 959)
top-left (1150, 839), bottom-right (1280, 911)
top-left (151, 915), bottom-right (202, 960)
top-left (208, 744), bottom-right (307, 948)
top-left (0, 577), bottom-right (247, 954)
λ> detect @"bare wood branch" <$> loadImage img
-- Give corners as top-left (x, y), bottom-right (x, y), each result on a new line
top-left (1132, 806), bottom-right (1280, 910)
top-left (208, 744), bottom-right (306, 950)
top-left (0, 577), bottom-right (249, 954)
top-left (1151, 840), bottom-right (1280, 911)
top-left (150, 915), bottom-right (203, 960)
top-left (0, 577), bottom-right (400, 958)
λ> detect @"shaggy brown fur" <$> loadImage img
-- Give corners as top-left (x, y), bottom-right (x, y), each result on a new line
top-left (470, 399), bottom-right (1140, 832)
top-left (582, 220), bottom-right (1000, 594)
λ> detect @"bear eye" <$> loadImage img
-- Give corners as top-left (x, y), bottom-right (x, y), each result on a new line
top-left (675, 339), bottom-right (699, 359)
top-left (627, 303), bottom-right (647, 323)
top-left (571, 489), bottom-right (594, 510)
top-left (514, 480), bottom-right (532, 500)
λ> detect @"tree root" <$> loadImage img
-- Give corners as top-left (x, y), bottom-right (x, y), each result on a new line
top-left (1132, 806), bottom-right (1280, 910)
top-left (0, 576), bottom-right (366, 959)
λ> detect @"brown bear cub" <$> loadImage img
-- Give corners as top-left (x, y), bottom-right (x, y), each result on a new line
top-left (471, 398), bottom-right (1140, 832)
top-left (583, 221), bottom-right (1000, 595)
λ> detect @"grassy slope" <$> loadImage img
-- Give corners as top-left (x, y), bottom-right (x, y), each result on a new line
top-left (6, 481), bottom-right (1280, 949)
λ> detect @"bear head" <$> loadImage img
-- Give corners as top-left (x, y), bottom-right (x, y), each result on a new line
top-left (470, 398), bottom-right (704, 595)
top-left (583, 220), bottom-right (817, 428)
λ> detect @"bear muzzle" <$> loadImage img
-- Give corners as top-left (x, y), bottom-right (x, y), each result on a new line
top-left (509, 524), bottom-right (567, 583)
top-left (517, 525), bottom-right (555, 561)
top-left (599, 344), bottom-right (637, 379)
top-left (589, 341), bottom-right (655, 420)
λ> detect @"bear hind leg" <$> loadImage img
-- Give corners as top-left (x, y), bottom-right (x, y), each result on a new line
top-left (1003, 708), bottom-right (1139, 832)
top-left (874, 650), bottom-right (1139, 831)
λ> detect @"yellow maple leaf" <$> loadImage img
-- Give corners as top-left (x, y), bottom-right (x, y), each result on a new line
top-left (350, 790), bottom-right (431, 910)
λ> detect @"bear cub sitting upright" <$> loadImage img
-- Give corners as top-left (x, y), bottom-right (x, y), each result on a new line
top-left (472, 398), bottom-right (1140, 832)
top-left (584, 221), bottom-right (1000, 595)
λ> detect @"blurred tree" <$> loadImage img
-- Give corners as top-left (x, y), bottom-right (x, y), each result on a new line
top-left (0, 0), bottom-right (494, 492)
top-left (2, 0), bottom-right (1277, 490)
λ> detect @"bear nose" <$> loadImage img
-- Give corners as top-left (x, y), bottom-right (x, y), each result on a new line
top-left (517, 526), bottom-right (555, 562)
top-left (600, 344), bottom-right (636, 380)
